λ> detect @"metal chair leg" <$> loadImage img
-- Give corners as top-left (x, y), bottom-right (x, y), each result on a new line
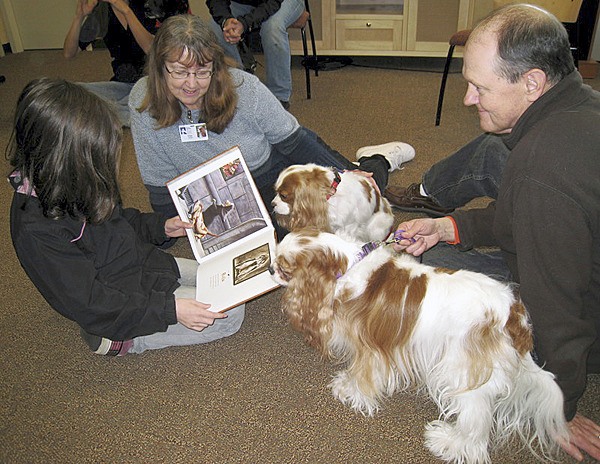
top-left (300, 27), bottom-right (311, 99)
top-left (435, 44), bottom-right (455, 126)
top-left (305, 0), bottom-right (318, 77)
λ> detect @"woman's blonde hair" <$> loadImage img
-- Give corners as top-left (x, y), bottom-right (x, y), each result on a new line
top-left (139, 14), bottom-right (239, 132)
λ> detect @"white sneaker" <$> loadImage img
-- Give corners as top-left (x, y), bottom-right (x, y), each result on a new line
top-left (356, 142), bottom-right (416, 172)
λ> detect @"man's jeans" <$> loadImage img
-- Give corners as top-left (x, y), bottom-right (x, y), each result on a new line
top-left (422, 242), bottom-right (513, 282)
top-left (423, 133), bottom-right (510, 208)
top-left (419, 133), bottom-right (513, 282)
top-left (80, 81), bottom-right (134, 127)
top-left (208, 0), bottom-right (305, 102)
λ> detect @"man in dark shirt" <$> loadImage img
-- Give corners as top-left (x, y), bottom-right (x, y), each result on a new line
top-left (391, 4), bottom-right (600, 461)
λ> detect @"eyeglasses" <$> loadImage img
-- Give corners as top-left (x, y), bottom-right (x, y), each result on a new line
top-left (165, 66), bottom-right (213, 80)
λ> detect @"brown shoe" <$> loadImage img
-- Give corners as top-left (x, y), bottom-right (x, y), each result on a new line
top-left (384, 184), bottom-right (455, 217)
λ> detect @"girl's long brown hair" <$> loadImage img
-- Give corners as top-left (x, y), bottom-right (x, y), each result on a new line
top-left (9, 78), bottom-right (123, 224)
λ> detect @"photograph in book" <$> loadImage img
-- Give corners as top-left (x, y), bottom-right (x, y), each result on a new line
top-left (167, 146), bottom-right (279, 312)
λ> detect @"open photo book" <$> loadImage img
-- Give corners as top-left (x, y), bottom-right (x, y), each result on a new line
top-left (167, 146), bottom-right (279, 313)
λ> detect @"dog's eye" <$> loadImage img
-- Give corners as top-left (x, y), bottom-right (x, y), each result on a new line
top-left (279, 193), bottom-right (288, 201)
top-left (279, 268), bottom-right (292, 282)
top-left (274, 261), bottom-right (293, 282)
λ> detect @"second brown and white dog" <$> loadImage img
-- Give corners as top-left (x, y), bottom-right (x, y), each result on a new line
top-left (271, 229), bottom-right (568, 464)
top-left (272, 164), bottom-right (394, 242)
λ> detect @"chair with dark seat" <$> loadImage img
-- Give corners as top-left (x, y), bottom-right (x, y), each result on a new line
top-left (434, 0), bottom-right (583, 126)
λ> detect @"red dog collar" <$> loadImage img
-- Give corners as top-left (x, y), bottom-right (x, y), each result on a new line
top-left (327, 168), bottom-right (342, 200)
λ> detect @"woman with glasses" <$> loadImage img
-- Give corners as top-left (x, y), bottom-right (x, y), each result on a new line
top-left (129, 14), bottom-right (414, 231)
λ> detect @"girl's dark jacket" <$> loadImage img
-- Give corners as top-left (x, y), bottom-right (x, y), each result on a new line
top-left (10, 175), bottom-right (179, 341)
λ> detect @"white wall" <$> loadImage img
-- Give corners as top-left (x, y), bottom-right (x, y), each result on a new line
top-left (189, 0), bottom-right (210, 20)
top-left (8, 0), bottom-right (73, 50)
top-left (0, 0), bottom-right (212, 51)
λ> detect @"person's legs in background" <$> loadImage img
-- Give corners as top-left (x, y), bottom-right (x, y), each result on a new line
top-left (208, 0), bottom-right (305, 106)
top-left (258, 0), bottom-right (304, 105)
top-left (79, 81), bottom-right (134, 127)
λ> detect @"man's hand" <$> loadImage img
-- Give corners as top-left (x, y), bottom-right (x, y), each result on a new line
top-left (222, 18), bottom-right (244, 44)
top-left (559, 413), bottom-right (600, 461)
top-left (392, 217), bottom-right (455, 256)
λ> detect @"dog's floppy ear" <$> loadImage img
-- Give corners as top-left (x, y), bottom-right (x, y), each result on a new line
top-left (288, 173), bottom-right (332, 232)
top-left (281, 244), bottom-right (348, 358)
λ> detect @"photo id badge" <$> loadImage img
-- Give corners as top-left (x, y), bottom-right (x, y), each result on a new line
top-left (179, 123), bottom-right (208, 142)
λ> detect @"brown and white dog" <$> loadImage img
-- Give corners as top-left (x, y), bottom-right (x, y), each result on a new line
top-left (271, 230), bottom-right (568, 464)
top-left (272, 164), bottom-right (394, 242)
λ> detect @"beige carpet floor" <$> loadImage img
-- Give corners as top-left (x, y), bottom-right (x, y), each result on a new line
top-left (0, 49), bottom-right (598, 463)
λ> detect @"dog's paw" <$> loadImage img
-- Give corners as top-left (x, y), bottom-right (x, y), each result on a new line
top-left (329, 371), bottom-right (379, 416)
top-left (424, 420), bottom-right (491, 464)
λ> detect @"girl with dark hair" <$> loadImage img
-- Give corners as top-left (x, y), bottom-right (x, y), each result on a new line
top-left (9, 77), bottom-right (244, 356)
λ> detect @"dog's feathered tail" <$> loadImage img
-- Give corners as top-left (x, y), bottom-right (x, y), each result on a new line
top-left (493, 354), bottom-right (569, 460)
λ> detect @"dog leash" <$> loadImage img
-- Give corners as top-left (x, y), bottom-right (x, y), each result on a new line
top-left (337, 230), bottom-right (416, 279)
top-left (358, 229), bottom-right (416, 258)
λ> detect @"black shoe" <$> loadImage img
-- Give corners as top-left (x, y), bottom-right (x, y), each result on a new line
top-left (384, 184), bottom-right (455, 217)
top-left (80, 328), bottom-right (131, 356)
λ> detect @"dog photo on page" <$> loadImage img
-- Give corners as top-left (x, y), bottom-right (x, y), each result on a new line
top-left (270, 229), bottom-right (569, 464)
top-left (272, 164), bottom-right (394, 242)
